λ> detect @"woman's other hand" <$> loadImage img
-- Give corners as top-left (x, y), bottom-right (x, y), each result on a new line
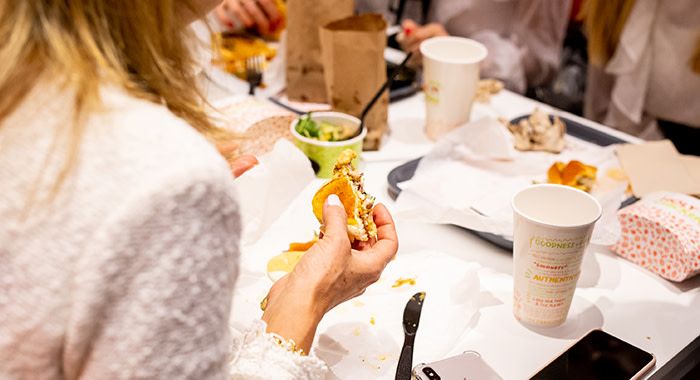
top-left (262, 194), bottom-right (399, 352)
top-left (216, 0), bottom-right (282, 34)
top-left (230, 154), bottom-right (258, 178)
top-left (398, 19), bottom-right (449, 65)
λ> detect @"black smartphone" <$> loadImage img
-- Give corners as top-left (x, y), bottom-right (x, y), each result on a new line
top-left (530, 330), bottom-right (655, 380)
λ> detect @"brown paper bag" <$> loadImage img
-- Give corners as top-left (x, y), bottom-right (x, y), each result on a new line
top-left (320, 14), bottom-right (388, 150)
top-left (285, 0), bottom-right (354, 102)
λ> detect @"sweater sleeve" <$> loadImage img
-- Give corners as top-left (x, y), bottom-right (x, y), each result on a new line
top-left (61, 163), bottom-right (329, 379)
top-left (62, 165), bottom-right (241, 379)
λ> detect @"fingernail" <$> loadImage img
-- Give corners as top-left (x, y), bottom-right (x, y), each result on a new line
top-left (404, 27), bottom-right (413, 36)
top-left (326, 194), bottom-right (341, 207)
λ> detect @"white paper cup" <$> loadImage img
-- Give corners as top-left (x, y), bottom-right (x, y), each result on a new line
top-left (420, 36), bottom-right (487, 141)
top-left (511, 185), bottom-right (602, 327)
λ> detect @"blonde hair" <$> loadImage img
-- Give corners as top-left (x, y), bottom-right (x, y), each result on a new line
top-left (579, 0), bottom-right (637, 67)
top-left (581, 0), bottom-right (700, 72)
top-left (692, 35), bottom-right (700, 74)
top-left (0, 0), bottom-right (234, 195)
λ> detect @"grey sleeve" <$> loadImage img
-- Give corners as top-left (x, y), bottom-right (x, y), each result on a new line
top-left (62, 169), bottom-right (241, 380)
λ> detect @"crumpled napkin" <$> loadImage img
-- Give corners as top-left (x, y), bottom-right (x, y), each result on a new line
top-left (394, 117), bottom-right (626, 245)
top-left (234, 140), bottom-right (315, 245)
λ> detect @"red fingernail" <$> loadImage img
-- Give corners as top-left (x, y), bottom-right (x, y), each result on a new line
top-left (404, 27), bottom-right (413, 36)
top-left (227, 21), bottom-right (234, 28)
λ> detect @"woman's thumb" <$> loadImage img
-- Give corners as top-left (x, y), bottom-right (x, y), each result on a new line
top-left (322, 194), bottom-right (348, 237)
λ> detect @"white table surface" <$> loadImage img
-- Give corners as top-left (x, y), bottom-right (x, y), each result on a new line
top-left (230, 90), bottom-right (700, 380)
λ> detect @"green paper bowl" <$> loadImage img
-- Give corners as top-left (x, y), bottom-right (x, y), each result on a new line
top-left (290, 112), bottom-right (365, 178)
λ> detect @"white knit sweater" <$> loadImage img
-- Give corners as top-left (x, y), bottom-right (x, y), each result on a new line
top-left (0, 84), bottom-right (328, 379)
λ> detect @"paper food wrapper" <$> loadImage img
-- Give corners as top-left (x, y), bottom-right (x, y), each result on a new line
top-left (394, 117), bottom-right (627, 246)
top-left (314, 250), bottom-right (481, 379)
top-left (612, 192), bottom-right (700, 282)
top-left (320, 14), bottom-right (388, 151)
top-left (616, 140), bottom-right (700, 197)
top-left (210, 96), bottom-right (297, 156)
top-left (234, 140), bottom-right (315, 245)
top-left (211, 96), bottom-right (293, 133)
top-left (285, 0), bottom-right (354, 102)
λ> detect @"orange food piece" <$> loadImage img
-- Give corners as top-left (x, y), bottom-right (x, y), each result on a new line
top-left (288, 239), bottom-right (317, 252)
top-left (547, 162), bottom-right (566, 184)
top-left (547, 160), bottom-right (597, 192)
top-left (312, 176), bottom-right (359, 227)
top-left (212, 34), bottom-right (276, 79)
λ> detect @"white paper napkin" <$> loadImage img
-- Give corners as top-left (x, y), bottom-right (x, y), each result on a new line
top-left (313, 250), bottom-right (482, 379)
top-left (234, 140), bottom-right (315, 245)
top-left (433, 117), bottom-right (516, 162)
top-left (394, 118), bottom-right (626, 245)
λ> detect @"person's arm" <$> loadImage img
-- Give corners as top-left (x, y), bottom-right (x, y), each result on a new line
top-left (63, 160), bottom-right (330, 379)
top-left (261, 196), bottom-right (399, 352)
top-left (230, 195), bottom-right (399, 379)
top-left (62, 166), bottom-right (241, 379)
top-left (63, 155), bottom-right (398, 379)
top-left (512, 0), bottom-right (572, 88)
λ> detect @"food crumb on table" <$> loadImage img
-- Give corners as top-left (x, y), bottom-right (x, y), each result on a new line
top-left (391, 277), bottom-right (417, 288)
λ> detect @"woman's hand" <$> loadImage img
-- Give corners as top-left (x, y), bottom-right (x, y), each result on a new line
top-left (216, 0), bottom-right (282, 34)
top-left (229, 154), bottom-right (258, 178)
top-left (398, 19), bottom-right (449, 65)
top-left (262, 194), bottom-right (399, 352)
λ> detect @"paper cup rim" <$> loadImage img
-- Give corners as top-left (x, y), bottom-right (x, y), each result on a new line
top-left (511, 184), bottom-right (603, 229)
top-left (290, 112), bottom-right (366, 147)
top-left (419, 36), bottom-right (488, 65)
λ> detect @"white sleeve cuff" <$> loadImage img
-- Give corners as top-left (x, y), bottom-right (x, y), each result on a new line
top-left (229, 320), bottom-right (330, 380)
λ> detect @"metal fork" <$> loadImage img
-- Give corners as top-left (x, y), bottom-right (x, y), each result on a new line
top-left (245, 55), bottom-right (264, 95)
